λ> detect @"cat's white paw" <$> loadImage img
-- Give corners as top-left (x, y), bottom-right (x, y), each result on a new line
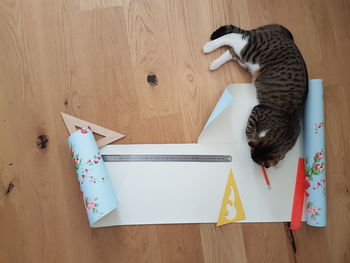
top-left (203, 41), bottom-right (215, 53)
top-left (209, 61), bottom-right (219, 71)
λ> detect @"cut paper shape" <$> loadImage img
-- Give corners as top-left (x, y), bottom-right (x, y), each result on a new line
top-left (93, 84), bottom-right (303, 227)
top-left (63, 83), bottom-right (309, 227)
top-left (217, 169), bottom-right (245, 226)
top-left (61, 112), bottom-right (125, 147)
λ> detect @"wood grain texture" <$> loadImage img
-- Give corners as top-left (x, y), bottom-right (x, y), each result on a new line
top-left (0, 0), bottom-right (349, 262)
top-left (80, 0), bottom-right (122, 11)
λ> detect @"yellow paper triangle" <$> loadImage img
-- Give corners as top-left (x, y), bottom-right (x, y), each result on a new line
top-left (217, 169), bottom-right (245, 226)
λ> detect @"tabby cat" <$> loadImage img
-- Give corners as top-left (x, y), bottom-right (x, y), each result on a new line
top-left (203, 24), bottom-right (308, 168)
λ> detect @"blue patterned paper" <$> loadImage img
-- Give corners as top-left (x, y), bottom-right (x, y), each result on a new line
top-left (68, 128), bottom-right (118, 225)
top-left (304, 79), bottom-right (326, 227)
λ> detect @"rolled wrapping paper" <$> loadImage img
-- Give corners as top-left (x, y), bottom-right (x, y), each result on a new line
top-left (304, 79), bottom-right (326, 227)
top-left (68, 127), bottom-right (118, 226)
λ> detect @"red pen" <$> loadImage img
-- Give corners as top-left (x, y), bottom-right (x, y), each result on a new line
top-left (261, 166), bottom-right (271, 189)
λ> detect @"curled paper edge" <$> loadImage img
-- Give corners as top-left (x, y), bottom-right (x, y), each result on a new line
top-left (68, 128), bottom-right (119, 226)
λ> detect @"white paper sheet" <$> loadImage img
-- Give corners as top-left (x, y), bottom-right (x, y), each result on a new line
top-left (93, 84), bottom-right (303, 227)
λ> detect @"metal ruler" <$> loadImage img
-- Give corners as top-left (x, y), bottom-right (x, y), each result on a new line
top-left (102, 154), bottom-right (232, 163)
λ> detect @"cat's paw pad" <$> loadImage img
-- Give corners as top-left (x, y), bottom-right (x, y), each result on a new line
top-left (203, 41), bottom-right (215, 53)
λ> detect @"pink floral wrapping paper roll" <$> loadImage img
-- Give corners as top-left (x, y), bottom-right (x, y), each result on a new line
top-left (304, 79), bottom-right (326, 227)
top-left (68, 127), bottom-right (118, 226)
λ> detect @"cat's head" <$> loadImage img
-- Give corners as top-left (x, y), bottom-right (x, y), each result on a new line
top-left (248, 139), bottom-right (284, 168)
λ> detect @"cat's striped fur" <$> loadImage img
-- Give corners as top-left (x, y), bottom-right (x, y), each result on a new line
top-left (204, 24), bottom-right (308, 168)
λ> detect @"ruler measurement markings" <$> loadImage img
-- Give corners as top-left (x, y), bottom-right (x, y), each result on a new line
top-left (102, 154), bottom-right (232, 162)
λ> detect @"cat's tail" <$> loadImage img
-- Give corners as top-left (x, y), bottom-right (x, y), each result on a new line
top-left (210, 25), bottom-right (248, 40)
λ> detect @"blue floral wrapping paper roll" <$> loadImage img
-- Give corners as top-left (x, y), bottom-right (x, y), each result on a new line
top-left (68, 127), bottom-right (118, 226)
top-left (304, 79), bottom-right (326, 227)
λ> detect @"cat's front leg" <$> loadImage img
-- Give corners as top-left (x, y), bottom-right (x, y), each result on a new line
top-left (246, 105), bottom-right (271, 140)
top-left (246, 105), bottom-right (260, 141)
top-left (246, 105), bottom-right (275, 143)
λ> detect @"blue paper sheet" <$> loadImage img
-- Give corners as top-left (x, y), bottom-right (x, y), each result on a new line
top-left (68, 128), bottom-right (118, 226)
top-left (304, 79), bottom-right (326, 227)
top-left (204, 89), bottom-right (233, 129)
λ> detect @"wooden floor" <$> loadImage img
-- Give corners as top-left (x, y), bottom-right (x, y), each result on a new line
top-left (1, 0), bottom-right (349, 262)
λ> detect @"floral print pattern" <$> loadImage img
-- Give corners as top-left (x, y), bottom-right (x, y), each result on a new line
top-left (81, 191), bottom-right (103, 215)
top-left (70, 145), bottom-right (81, 170)
top-left (306, 201), bottom-right (321, 224)
top-left (305, 151), bottom-right (325, 185)
top-left (69, 127), bottom-right (117, 225)
top-left (305, 150), bottom-right (326, 225)
top-left (314, 121), bottom-right (324, 134)
top-left (303, 81), bottom-right (326, 226)
top-left (70, 140), bottom-right (105, 184)
top-left (305, 151), bottom-right (325, 180)
top-left (84, 197), bottom-right (102, 215)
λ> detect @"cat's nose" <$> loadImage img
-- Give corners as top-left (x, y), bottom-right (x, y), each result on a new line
top-left (264, 162), bottom-right (271, 168)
